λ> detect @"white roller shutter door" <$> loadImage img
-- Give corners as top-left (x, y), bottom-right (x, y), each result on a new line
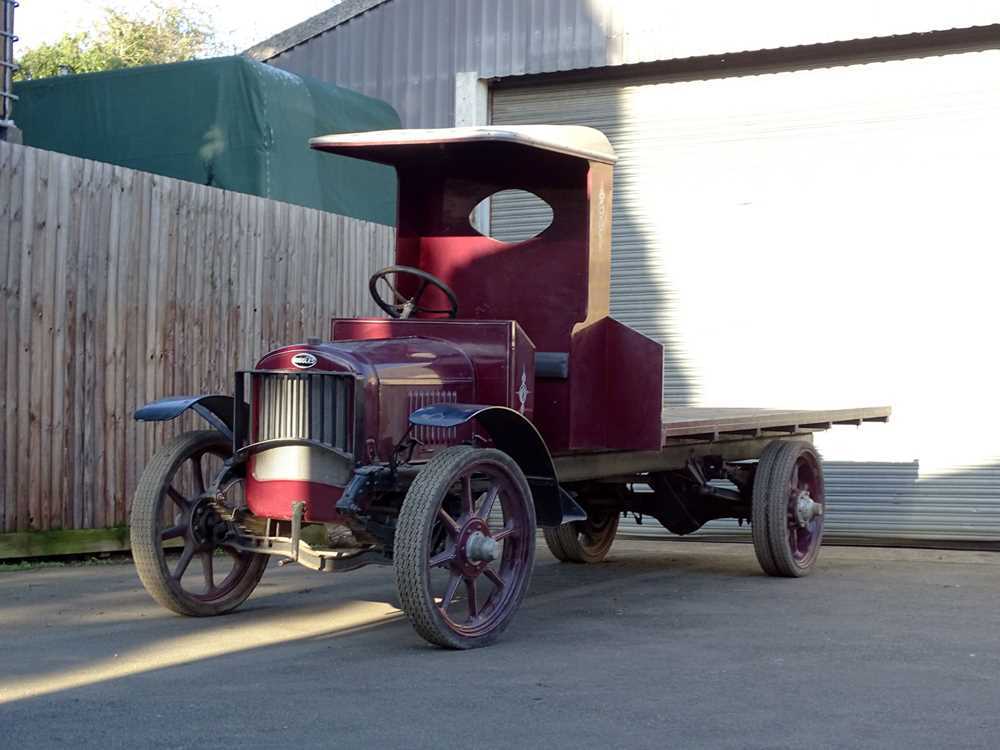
top-left (492, 49), bottom-right (1000, 542)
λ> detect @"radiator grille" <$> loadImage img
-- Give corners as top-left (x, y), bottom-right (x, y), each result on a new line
top-left (253, 373), bottom-right (352, 452)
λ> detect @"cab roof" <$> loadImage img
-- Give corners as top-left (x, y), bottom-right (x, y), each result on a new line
top-left (310, 125), bottom-right (617, 165)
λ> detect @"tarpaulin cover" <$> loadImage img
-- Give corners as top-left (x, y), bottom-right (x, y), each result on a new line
top-left (12, 56), bottom-right (399, 224)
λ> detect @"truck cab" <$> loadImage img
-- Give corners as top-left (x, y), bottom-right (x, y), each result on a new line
top-left (240, 125), bottom-right (663, 530)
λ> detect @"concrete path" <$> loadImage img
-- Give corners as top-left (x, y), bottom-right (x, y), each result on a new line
top-left (1, 541), bottom-right (998, 749)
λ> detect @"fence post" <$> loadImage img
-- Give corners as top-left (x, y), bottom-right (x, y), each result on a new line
top-left (0, 0), bottom-right (19, 142)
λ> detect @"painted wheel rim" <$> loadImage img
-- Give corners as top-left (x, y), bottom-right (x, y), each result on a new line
top-left (786, 453), bottom-right (824, 566)
top-left (579, 511), bottom-right (616, 549)
top-left (158, 445), bottom-right (257, 603)
top-left (426, 461), bottom-right (533, 638)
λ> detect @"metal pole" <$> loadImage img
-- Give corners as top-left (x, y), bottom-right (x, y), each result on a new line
top-left (0, 0), bottom-right (18, 140)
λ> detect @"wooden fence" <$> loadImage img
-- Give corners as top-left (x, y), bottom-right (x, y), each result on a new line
top-left (0, 142), bottom-right (394, 548)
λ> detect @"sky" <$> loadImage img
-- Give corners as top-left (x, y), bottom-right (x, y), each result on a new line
top-left (14, 0), bottom-right (339, 54)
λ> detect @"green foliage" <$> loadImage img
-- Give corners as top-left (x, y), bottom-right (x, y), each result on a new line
top-left (15, 3), bottom-right (219, 80)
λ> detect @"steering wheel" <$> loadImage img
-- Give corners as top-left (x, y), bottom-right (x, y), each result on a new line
top-left (368, 265), bottom-right (460, 319)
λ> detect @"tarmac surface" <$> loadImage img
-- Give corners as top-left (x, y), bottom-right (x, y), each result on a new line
top-left (1, 539), bottom-right (998, 750)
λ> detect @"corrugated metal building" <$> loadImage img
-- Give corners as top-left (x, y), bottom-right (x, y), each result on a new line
top-left (248, 0), bottom-right (1000, 544)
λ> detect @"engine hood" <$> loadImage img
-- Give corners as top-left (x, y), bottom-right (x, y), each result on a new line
top-left (255, 336), bottom-right (476, 466)
top-left (256, 336), bottom-right (475, 386)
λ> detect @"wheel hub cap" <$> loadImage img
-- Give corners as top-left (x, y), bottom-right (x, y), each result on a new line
top-left (465, 531), bottom-right (499, 563)
top-left (794, 491), bottom-right (823, 527)
top-left (190, 498), bottom-right (223, 546)
top-left (453, 518), bottom-right (496, 576)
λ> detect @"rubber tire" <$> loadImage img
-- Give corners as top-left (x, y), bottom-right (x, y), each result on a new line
top-left (751, 440), bottom-right (785, 576)
top-left (130, 430), bottom-right (268, 617)
top-left (766, 441), bottom-right (825, 577)
top-left (394, 445), bottom-right (536, 649)
top-left (543, 510), bottom-right (619, 563)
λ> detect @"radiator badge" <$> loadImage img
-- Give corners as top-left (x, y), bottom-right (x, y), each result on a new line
top-left (291, 352), bottom-right (318, 369)
top-left (517, 367), bottom-right (529, 414)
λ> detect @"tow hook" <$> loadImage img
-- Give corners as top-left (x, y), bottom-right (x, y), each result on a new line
top-left (281, 501), bottom-right (306, 565)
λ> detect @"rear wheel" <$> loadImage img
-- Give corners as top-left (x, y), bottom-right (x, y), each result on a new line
top-left (130, 430), bottom-right (268, 616)
top-left (543, 509), bottom-right (619, 563)
top-left (751, 441), bottom-right (784, 576)
top-left (751, 440), bottom-right (825, 577)
top-left (394, 446), bottom-right (536, 649)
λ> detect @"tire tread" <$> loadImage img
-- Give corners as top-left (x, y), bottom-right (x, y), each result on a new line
top-left (130, 430), bottom-right (267, 617)
top-left (394, 446), bottom-right (535, 649)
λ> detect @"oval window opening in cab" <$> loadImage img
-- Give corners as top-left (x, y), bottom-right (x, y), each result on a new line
top-left (470, 189), bottom-right (553, 243)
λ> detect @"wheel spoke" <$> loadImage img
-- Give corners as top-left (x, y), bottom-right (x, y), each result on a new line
top-left (461, 475), bottom-right (474, 516)
top-left (483, 566), bottom-right (505, 592)
top-left (173, 545), bottom-right (194, 580)
top-left (167, 486), bottom-right (188, 509)
top-left (161, 524), bottom-right (185, 541)
top-left (790, 461), bottom-right (801, 491)
top-left (465, 578), bottom-right (479, 620)
top-left (190, 455), bottom-right (204, 494)
top-left (476, 484), bottom-right (500, 521)
top-left (493, 523), bottom-right (516, 542)
top-left (437, 507), bottom-right (460, 537)
top-left (429, 545), bottom-right (456, 569)
top-left (440, 573), bottom-right (462, 612)
top-left (201, 551), bottom-right (215, 591)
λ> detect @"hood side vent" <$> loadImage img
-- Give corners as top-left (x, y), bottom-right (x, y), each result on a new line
top-left (409, 390), bottom-right (457, 446)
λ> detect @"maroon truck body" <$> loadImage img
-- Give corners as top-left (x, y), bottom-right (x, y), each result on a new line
top-left (132, 125), bottom-right (890, 649)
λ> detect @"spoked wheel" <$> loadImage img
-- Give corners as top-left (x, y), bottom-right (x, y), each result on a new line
top-left (543, 509), bottom-right (620, 563)
top-left (130, 430), bottom-right (268, 616)
top-left (751, 440), bottom-right (825, 577)
top-left (394, 446), bottom-right (536, 649)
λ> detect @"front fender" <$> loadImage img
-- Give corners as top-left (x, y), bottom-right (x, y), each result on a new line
top-left (409, 404), bottom-right (586, 527)
top-left (134, 395), bottom-right (246, 443)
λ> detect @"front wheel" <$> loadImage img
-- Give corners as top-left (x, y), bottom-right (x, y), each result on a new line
top-left (130, 430), bottom-right (268, 616)
top-left (394, 446), bottom-right (536, 649)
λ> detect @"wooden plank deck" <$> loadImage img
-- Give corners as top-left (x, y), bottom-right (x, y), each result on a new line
top-left (554, 406), bottom-right (891, 482)
top-left (662, 406), bottom-right (892, 442)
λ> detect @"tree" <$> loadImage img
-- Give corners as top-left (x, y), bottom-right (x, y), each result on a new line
top-left (15, 4), bottom-right (220, 80)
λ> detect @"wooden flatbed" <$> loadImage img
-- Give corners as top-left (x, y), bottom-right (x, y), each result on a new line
top-left (660, 406), bottom-right (891, 441)
top-left (554, 405), bottom-right (891, 481)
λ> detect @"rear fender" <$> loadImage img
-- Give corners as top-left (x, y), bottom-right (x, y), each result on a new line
top-left (409, 404), bottom-right (586, 527)
top-left (134, 395), bottom-right (246, 443)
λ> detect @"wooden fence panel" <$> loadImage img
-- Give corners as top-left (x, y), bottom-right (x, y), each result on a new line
top-left (0, 142), bottom-right (394, 533)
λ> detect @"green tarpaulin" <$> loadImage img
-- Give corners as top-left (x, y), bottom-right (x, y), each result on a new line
top-left (12, 56), bottom-right (399, 225)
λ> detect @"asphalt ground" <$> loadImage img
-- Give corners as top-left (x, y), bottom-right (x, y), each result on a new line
top-left (1, 540), bottom-right (998, 750)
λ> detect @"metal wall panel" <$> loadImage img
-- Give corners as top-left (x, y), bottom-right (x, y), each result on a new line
top-left (493, 78), bottom-right (701, 404)
top-left (264, 0), bottom-right (1000, 128)
top-left (493, 50), bottom-right (1000, 542)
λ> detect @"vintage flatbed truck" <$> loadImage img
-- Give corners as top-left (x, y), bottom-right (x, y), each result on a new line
top-left (131, 125), bottom-right (890, 649)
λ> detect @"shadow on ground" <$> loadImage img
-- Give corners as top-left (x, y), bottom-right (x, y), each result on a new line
top-left (1, 540), bottom-right (998, 750)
